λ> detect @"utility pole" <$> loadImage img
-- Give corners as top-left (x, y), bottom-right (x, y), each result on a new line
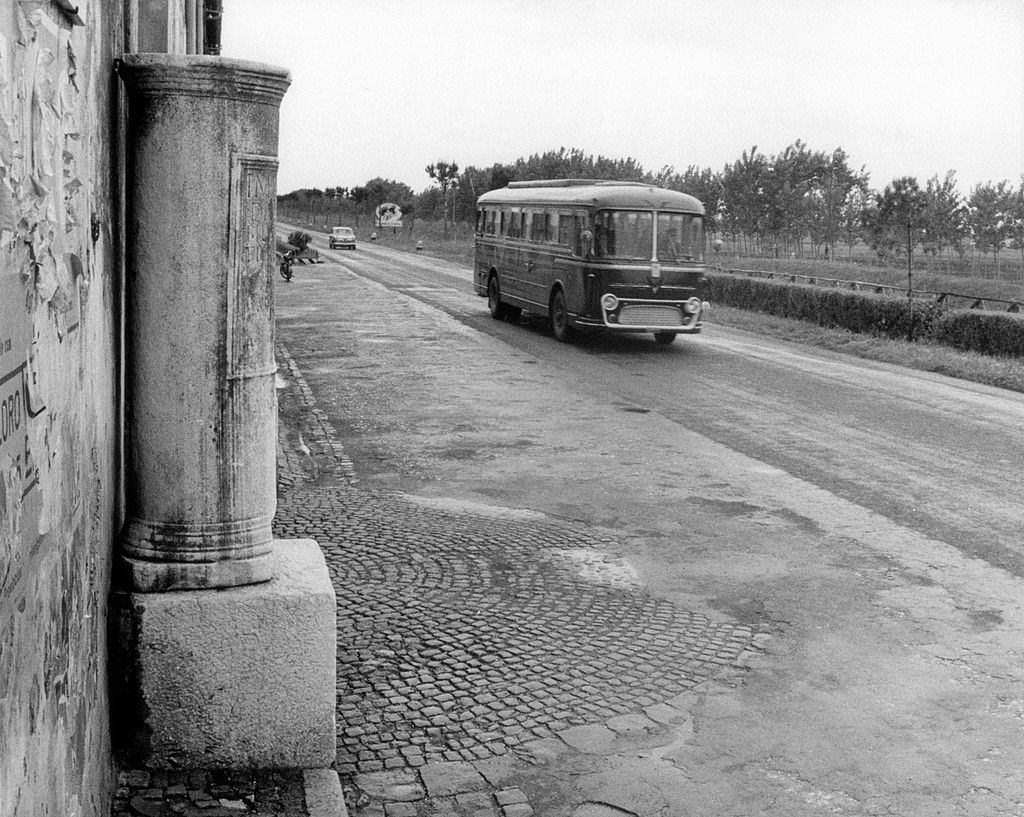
top-left (426, 161), bottom-right (459, 241)
top-left (907, 223), bottom-right (914, 342)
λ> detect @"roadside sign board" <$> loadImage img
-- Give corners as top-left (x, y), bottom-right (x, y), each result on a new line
top-left (375, 202), bottom-right (404, 230)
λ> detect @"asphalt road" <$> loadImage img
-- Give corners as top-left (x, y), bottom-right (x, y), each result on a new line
top-left (288, 234), bottom-right (1024, 579)
top-left (276, 233), bottom-right (1024, 815)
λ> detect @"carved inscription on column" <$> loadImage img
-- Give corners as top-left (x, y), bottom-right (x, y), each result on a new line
top-left (227, 153), bottom-right (279, 379)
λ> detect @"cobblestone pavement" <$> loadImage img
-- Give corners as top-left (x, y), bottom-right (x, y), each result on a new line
top-left (274, 344), bottom-right (759, 817)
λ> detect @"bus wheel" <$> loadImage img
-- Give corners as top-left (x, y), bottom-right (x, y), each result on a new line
top-left (550, 289), bottom-right (574, 343)
top-left (654, 331), bottom-right (677, 345)
top-left (488, 276), bottom-right (509, 320)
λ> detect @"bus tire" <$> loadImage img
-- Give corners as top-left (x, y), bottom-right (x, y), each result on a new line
top-left (487, 276), bottom-right (510, 320)
top-left (550, 288), bottom-right (574, 343)
top-left (654, 331), bottom-right (677, 345)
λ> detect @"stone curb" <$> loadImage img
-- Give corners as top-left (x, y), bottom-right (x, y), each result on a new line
top-left (303, 769), bottom-right (349, 817)
top-left (277, 342), bottom-right (358, 484)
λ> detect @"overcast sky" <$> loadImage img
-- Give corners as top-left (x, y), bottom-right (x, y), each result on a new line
top-left (220, 0), bottom-right (1024, 197)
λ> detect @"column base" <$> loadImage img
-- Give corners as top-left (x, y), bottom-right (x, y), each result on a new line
top-left (120, 515), bottom-right (275, 590)
top-left (120, 549), bottom-right (274, 591)
top-left (114, 539), bottom-right (336, 769)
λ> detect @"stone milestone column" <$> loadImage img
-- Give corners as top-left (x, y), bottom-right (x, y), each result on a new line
top-left (119, 54), bottom-right (289, 591)
top-left (115, 54), bottom-right (336, 769)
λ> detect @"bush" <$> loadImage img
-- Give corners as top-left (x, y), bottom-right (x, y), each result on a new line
top-left (930, 309), bottom-right (1024, 357)
top-left (706, 272), bottom-right (942, 340)
top-left (286, 230), bottom-right (311, 250)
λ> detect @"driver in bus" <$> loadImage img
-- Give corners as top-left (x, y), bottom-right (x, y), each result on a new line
top-left (581, 226), bottom-right (594, 258)
top-left (593, 220), bottom-right (609, 257)
top-left (658, 226), bottom-right (681, 262)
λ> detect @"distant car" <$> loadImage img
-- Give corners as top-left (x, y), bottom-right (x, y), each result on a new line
top-left (329, 226), bottom-right (356, 250)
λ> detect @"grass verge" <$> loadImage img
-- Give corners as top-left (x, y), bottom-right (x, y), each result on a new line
top-left (709, 304), bottom-right (1024, 394)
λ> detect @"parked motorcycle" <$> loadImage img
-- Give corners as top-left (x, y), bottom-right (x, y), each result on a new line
top-left (279, 249), bottom-right (295, 282)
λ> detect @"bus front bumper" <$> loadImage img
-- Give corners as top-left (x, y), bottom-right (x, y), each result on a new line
top-left (577, 298), bottom-right (709, 334)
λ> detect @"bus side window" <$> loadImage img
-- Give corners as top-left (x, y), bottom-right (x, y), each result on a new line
top-left (549, 213), bottom-right (559, 244)
top-left (570, 216), bottom-right (585, 257)
top-left (476, 208), bottom-right (484, 234)
top-left (558, 213), bottom-right (574, 248)
top-left (531, 212), bottom-right (549, 243)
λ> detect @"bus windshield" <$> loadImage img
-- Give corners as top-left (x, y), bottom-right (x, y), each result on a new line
top-left (656, 213), bottom-right (703, 262)
top-left (593, 211), bottom-right (652, 260)
top-left (593, 210), bottom-right (703, 261)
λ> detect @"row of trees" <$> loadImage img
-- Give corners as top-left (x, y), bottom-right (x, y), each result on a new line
top-left (280, 145), bottom-right (1024, 268)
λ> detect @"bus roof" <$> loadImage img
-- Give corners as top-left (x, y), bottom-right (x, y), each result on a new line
top-left (477, 179), bottom-right (705, 214)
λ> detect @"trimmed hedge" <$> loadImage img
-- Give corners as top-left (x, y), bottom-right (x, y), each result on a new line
top-left (930, 309), bottom-right (1024, 358)
top-left (706, 272), bottom-right (942, 340)
top-left (706, 271), bottom-right (1024, 356)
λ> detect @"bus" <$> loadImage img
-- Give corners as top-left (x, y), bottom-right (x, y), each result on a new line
top-left (473, 179), bottom-right (709, 345)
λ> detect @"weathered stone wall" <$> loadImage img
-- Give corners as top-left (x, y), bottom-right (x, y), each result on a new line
top-left (1, 1), bottom-right (121, 815)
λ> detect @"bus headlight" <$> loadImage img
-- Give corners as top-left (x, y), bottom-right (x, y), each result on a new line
top-left (684, 297), bottom-right (701, 314)
top-left (601, 294), bottom-right (619, 311)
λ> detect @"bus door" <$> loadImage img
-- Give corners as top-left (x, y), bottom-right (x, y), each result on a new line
top-left (496, 209), bottom-right (510, 283)
top-left (554, 212), bottom-right (588, 316)
top-left (478, 207), bottom-right (497, 290)
top-left (487, 208), bottom-right (503, 284)
top-left (503, 209), bottom-right (525, 300)
top-left (524, 210), bottom-right (553, 307)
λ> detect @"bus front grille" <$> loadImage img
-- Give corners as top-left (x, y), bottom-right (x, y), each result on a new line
top-left (617, 304), bottom-right (683, 327)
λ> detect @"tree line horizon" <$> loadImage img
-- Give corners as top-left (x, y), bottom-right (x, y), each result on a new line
top-left (277, 144), bottom-right (1024, 264)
